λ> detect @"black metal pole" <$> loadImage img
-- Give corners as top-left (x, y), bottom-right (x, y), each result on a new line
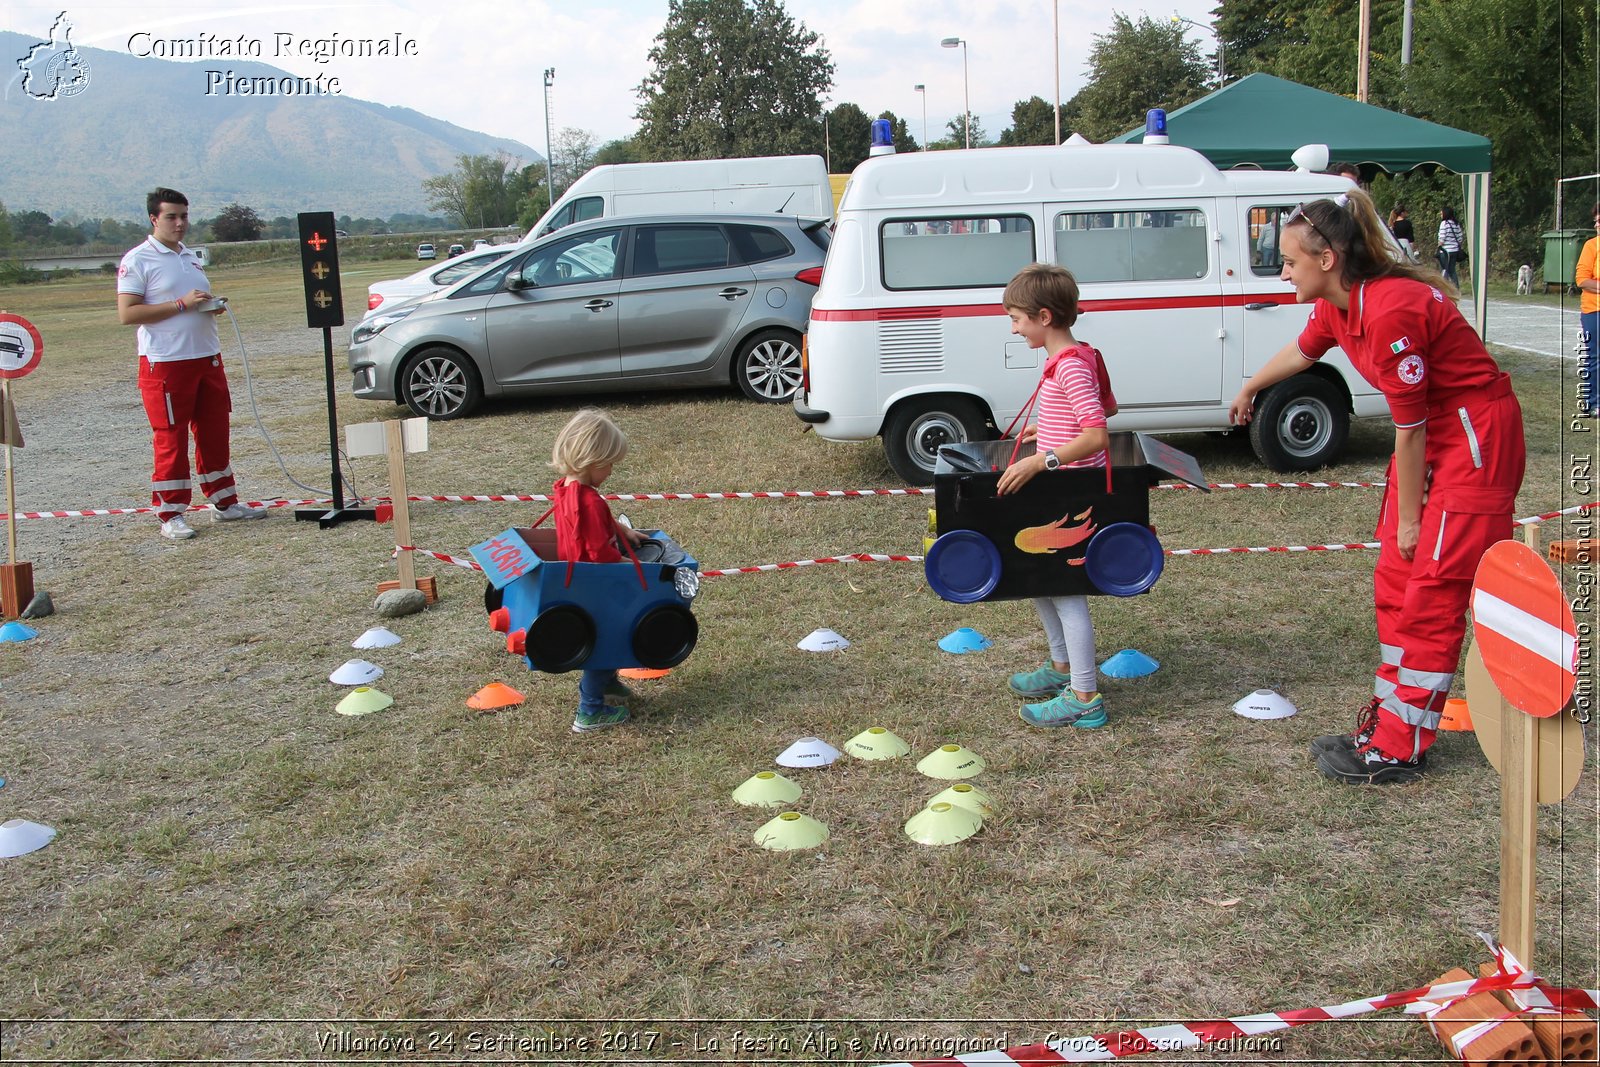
top-left (321, 326), bottom-right (344, 511)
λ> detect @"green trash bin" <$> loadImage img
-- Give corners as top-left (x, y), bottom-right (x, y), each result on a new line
top-left (1541, 229), bottom-right (1588, 293)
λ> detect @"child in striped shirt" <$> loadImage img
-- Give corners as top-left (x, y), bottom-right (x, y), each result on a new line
top-left (997, 263), bottom-right (1117, 728)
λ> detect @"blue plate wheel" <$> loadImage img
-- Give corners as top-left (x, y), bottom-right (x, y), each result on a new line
top-left (526, 604), bottom-right (597, 673)
top-left (1083, 522), bottom-right (1165, 597)
top-left (924, 530), bottom-right (1003, 604)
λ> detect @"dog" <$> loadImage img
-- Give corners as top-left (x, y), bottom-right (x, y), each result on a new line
top-left (1516, 264), bottom-right (1534, 295)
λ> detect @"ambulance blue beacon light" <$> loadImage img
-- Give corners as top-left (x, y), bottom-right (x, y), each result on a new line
top-left (1144, 108), bottom-right (1169, 144)
top-left (869, 118), bottom-right (895, 156)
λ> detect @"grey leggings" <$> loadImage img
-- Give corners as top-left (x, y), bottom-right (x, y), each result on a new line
top-left (1032, 595), bottom-right (1099, 693)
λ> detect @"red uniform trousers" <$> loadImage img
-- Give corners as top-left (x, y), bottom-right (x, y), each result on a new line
top-left (1368, 379), bottom-right (1525, 761)
top-left (137, 354), bottom-right (239, 521)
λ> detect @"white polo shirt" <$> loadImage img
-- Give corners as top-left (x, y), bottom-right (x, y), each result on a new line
top-left (117, 236), bottom-right (218, 362)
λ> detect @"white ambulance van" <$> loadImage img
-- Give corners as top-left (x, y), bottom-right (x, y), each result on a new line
top-left (526, 155), bottom-right (832, 242)
top-left (794, 141), bottom-right (1390, 482)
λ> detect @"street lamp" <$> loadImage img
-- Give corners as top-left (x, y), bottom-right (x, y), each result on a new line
top-left (542, 68), bottom-right (557, 199)
top-left (940, 37), bottom-right (970, 150)
top-left (913, 84), bottom-right (927, 150)
top-left (1171, 15), bottom-right (1224, 84)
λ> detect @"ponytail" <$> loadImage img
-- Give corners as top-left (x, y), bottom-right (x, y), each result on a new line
top-left (1286, 187), bottom-right (1458, 299)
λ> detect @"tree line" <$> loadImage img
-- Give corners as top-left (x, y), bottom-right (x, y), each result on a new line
top-left (0, 202), bottom-right (453, 253)
top-left (426, 0), bottom-right (1592, 275)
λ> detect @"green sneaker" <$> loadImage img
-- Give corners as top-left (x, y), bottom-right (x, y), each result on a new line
top-left (572, 705), bottom-right (630, 733)
top-left (604, 679), bottom-right (635, 703)
top-left (1009, 661), bottom-right (1071, 700)
top-left (1020, 691), bottom-right (1107, 729)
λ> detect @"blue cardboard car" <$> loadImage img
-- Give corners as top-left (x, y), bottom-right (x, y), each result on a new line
top-left (472, 526), bottom-right (700, 673)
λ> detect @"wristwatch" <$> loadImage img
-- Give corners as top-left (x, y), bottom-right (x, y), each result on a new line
top-left (1043, 450), bottom-right (1061, 471)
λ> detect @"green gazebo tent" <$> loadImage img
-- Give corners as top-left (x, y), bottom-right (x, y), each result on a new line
top-left (1110, 73), bottom-right (1493, 334)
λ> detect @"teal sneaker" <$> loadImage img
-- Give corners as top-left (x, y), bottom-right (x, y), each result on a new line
top-left (1009, 661), bottom-right (1072, 700)
top-left (1020, 691), bottom-right (1107, 729)
top-left (604, 679), bottom-right (635, 704)
top-left (572, 705), bottom-right (630, 733)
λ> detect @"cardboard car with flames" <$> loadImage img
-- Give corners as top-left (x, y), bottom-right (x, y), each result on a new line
top-left (924, 432), bottom-right (1207, 603)
top-left (473, 526), bottom-right (700, 673)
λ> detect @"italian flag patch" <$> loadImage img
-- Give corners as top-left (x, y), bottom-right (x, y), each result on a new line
top-left (1390, 337), bottom-right (1411, 354)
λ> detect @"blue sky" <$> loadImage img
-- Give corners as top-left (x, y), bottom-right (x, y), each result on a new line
top-left (8, 0), bottom-right (1224, 151)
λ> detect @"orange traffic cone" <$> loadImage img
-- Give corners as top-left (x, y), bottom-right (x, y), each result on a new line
top-left (467, 682), bottom-right (525, 711)
top-left (1439, 697), bottom-right (1474, 732)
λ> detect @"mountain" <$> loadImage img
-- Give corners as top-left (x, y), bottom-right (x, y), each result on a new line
top-left (0, 30), bottom-right (542, 220)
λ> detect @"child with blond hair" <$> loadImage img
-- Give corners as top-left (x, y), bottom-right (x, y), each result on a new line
top-left (550, 408), bottom-right (647, 733)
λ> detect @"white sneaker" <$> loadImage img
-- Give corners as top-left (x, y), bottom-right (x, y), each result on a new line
top-left (160, 516), bottom-right (196, 540)
top-left (214, 503), bottom-right (267, 521)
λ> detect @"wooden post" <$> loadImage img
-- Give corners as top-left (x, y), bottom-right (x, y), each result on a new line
top-left (0, 378), bottom-right (32, 619)
top-left (384, 419), bottom-right (416, 591)
top-left (1498, 523), bottom-right (1541, 968)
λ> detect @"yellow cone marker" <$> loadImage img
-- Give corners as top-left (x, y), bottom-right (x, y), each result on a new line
top-left (916, 743), bottom-right (986, 780)
top-left (844, 726), bottom-right (911, 760)
top-left (732, 771), bottom-right (803, 808)
top-left (753, 811), bottom-right (829, 851)
top-left (336, 686), bottom-right (394, 716)
top-left (929, 781), bottom-right (995, 816)
top-left (905, 801), bottom-right (982, 845)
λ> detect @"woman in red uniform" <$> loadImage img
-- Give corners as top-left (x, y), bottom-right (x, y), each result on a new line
top-left (1229, 188), bottom-right (1525, 785)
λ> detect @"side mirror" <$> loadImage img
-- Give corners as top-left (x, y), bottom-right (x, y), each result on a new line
top-left (505, 274), bottom-right (531, 292)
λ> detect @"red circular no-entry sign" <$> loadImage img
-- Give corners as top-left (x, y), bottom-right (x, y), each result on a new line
top-left (0, 313), bottom-right (43, 380)
top-left (1471, 540), bottom-right (1578, 717)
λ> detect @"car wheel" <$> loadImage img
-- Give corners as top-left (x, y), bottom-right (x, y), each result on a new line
top-left (632, 603), bottom-right (698, 669)
top-left (1248, 374), bottom-right (1349, 471)
top-left (733, 329), bottom-right (803, 402)
top-left (882, 396), bottom-right (989, 485)
top-left (401, 346), bottom-right (483, 420)
top-left (526, 604), bottom-right (596, 673)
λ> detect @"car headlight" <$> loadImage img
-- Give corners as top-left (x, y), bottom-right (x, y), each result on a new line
top-left (351, 305), bottom-right (416, 345)
top-left (673, 568), bottom-right (700, 602)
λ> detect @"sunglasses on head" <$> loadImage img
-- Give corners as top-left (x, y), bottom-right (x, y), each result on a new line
top-left (1286, 194), bottom-right (1350, 246)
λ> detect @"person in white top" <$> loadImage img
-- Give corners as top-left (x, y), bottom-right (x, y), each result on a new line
top-left (116, 188), bottom-right (266, 539)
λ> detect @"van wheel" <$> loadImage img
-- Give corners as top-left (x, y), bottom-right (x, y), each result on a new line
top-left (1249, 375), bottom-right (1348, 471)
top-left (401, 346), bottom-right (483, 420)
top-left (733, 330), bottom-right (803, 402)
top-left (883, 397), bottom-right (988, 485)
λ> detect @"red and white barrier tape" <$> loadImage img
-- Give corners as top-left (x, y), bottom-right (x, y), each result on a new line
top-left (397, 498), bottom-right (1600, 578)
top-left (0, 498), bottom-right (318, 520)
top-left (394, 547), bottom-right (924, 578)
top-left (0, 481), bottom-right (1407, 521)
top-left (874, 962), bottom-right (1600, 1065)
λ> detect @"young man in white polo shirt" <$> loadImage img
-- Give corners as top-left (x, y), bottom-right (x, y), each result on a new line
top-left (116, 188), bottom-right (266, 539)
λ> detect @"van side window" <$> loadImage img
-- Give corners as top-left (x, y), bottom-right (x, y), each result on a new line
top-left (1053, 209), bottom-right (1208, 282)
top-left (540, 196), bottom-right (604, 237)
top-left (1250, 206), bottom-right (1292, 275)
top-left (880, 216), bottom-right (1035, 291)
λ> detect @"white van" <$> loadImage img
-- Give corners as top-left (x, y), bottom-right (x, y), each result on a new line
top-left (526, 155), bottom-right (832, 242)
top-left (794, 142), bottom-right (1390, 482)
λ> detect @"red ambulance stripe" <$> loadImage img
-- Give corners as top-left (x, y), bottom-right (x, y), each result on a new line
top-left (810, 293), bottom-right (1295, 322)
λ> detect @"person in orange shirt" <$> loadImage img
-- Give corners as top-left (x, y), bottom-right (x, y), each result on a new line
top-left (1576, 202), bottom-right (1600, 417)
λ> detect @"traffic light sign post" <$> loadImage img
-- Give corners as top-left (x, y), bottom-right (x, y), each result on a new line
top-left (293, 212), bottom-right (376, 528)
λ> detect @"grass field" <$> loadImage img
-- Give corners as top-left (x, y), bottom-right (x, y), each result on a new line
top-left (0, 258), bottom-right (1595, 1063)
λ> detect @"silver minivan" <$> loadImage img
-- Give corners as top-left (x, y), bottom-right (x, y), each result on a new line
top-left (349, 213), bottom-right (829, 419)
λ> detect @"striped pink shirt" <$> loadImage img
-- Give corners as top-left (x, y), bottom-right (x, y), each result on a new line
top-left (1035, 344), bottom-right (1109, 468)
